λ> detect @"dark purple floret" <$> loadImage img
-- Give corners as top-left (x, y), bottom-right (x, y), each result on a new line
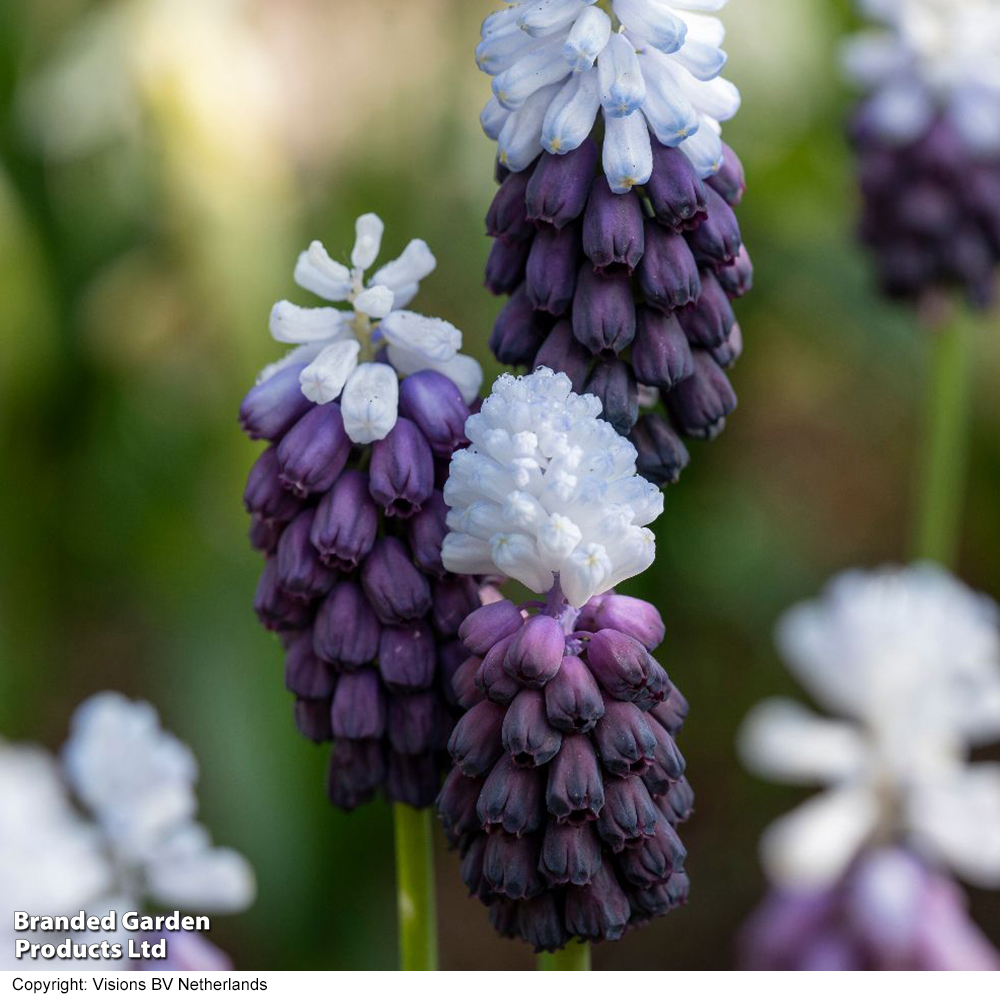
top-left (487, 169), bottom-right (534, 243)
top-left (504, 615), bottom-right (566, 687)
top-left (285, 630), bottom-right (337, 700)
top-left (398, 372), bottom-right (471, 458)
top-left (310, 469), bottom-right (378, 571)
top-left (276, 508), bottom-right (338, 602)
top-left (407, 492), bottom-right (449, 578)
top-left (388, 690), bottom-right (448, 755)
top-left (313, 580), bottom-right (381, 666)
top-left (543, 655), bottom-right (605, 734)
top-left (485, 236), bottom-right (530, 295)
top-left (637, 221), bottom-right (702, 314)
top-left (459, 599), bottom-right (525, 656)
top-left (239, 363), bottom-right (314, 441)
top-left (502, 689), bottom-right (563, 767)
top-left (572, 265), bottom-right (636, 354)
top-left (368, 417), bottom-right (434, 518)
top-left (361, 536), bottom-right (433, 625)
top-left (645, 140), bottom-right (708, 231)
top-left (478, 754), bottom-right (546, 835)
top-left (244, 447), bottom-right (305, 523)
top-left (277, 403), bottom-right (351, 497)
top-left (584, 358), bottom-right (638, 436)
top-left (526, 222), bottom-right (581, 315)
top-left (677, 271), bottom-right (736, 349)
top-left (583, 177), bottom-right (645, 274)
top-left (630, 308), bottom-right (694, 391)
top-left (667, 349), bottom-right (738, 440)
top-left (379, 621), bottom-right (437, 692)
top-left (533, 320), bottom-right (592, 392)
top-left (630, 414), bottom-right (690, 487)
top-left (331, 669), bottom-right (387, 741)
top-left (490, 284), bottom-right (553, 366)
top-left (449, 699), bottom-right (506, 777)
top-left (526, 140), bottom-right (599, 229)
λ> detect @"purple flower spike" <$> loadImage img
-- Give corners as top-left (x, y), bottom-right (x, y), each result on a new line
top-left (667, 350), bottom-right (738, 440)
top-left (545, 733), bottom-right (605, 823)
top-left (378, 621), bottom-right (437, 692)
top-left (361, 537), bottom-right (432, 625)
top-left (677, 271), bottom-right (736, 349)
top-left (327, 739), bottom-right (384, 810)
top-left (276, 509), bottom-right (338, 602)
top-left (504, 615), bottom-right (566, 688)
top-left (592, 701), bottom-right (657, 777)
top-left (564, 863), bottom-right (630, 942)
top-left (630, 414), bottom-right (690, 488)
top-left (708, 143), bottom-right (746, 207)
top-left (485, 237), bottom-right (530, 295)
top-left (571, 265), bottom-right (636, 354)
top-left (369, 417), bottom-right (434, 518)
top-left (582, 178), bottom-right (645, 274)
top-left (244, 447), bottom-right (304, 523)
top-left (331, 669), bottom-right (387, 741)
top-left (399, 372), bottom-right (470, 459)
top-left (526, 140), bottom-right (599, 229)
top-left (459, 600), bottom-right (525, 657)
top-left (620, 820), bottom-right (686, 889)
top-left (631, 308), bottom-right (694, 391)
top-left (313, 580), bottom-right (381, 666)
top-left (285, 631), bottom-right (337, 700)
top-left (637, 221), bottom-right (702, 314)
top-left (592, 594), bottom-right (666, 651)
top-left (502, 689), bottom-right (563, 768)
top-left (584, 358), bottom-right (638, 435)
top-left (483, 831), bottom-right (545, 900)
top-left (449, 699), bottom-right (506, 777)
top-left (596, 774), bottom-right (659, 852)
top-left (310, 470), bottom-right (377, 570)
top-left (478, 754), bottom-right (546, 836)
top-left (276, 403), bottom-right (351, 498)
top-left (487, 169), bottom-right (534, 244)
top-left (533, 320), bottom-right (592, 393)
top-left (543, 655), bottom-right (605, 734)
top-left (646, 140), bottom-right (708, 231)
top-left (539, 821), bottom-right (602, 886)
top-left (526, 223), bottom-right (581, 316)
top-left (239, 363), bottom-right (313, 442)
top-left (490, 284), bottom-right (552, 366)
top-left (687, 187), bottom-right (743, 267)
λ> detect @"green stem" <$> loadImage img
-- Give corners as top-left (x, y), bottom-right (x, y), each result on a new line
top-left (913, 313), bottom-right (970, 568)
top-left (392, 804), bottom-right (438, 971)
top-left (538, 940), bottom-right (592, 971)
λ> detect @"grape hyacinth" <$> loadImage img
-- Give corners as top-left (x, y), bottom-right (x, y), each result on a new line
top-left (738, 565), bottom-right (1000, 969)
top-left (844, 0), bottom-right (1000, 306)
top-left (437, 369), bottom-right (692, 951)
top-left (479, 0), bottom-right (751, 487)
top-left (2, 693), bottom-right (255, 969)
top-left (241, 214), bottom-right (485, 810)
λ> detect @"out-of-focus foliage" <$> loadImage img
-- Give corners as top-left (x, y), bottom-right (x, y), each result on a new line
top-left (0, 0), bottom-right (997, 970)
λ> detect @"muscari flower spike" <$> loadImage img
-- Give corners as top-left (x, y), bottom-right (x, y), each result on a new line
top-left (844, 0), bottom-right (1000, 306)
top-left (479, 0), bottom-right (751, 487)
top-left (738, 565), bottom-right (1000, 969)
top-left (241, 214), bottom-right (486, 811)
top-left (437, 369), bottom-right (692, 951)
top-left (2, 692), bottom-right (255, 970)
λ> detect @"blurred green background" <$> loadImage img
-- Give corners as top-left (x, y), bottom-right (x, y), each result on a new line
top-left (2, 0), bottom-right (999, 971)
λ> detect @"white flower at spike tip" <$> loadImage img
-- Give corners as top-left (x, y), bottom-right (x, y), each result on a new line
top-left (477, 0), bottom-right (741, 188)
top-left (739, 565), bottom-right (1000, 893)
top-left (441, 368), bottom-right (663, 608)
top-left (843, 0), bottom-right (1000, 152)
top-left (264, 213), bottom-right (483, 444)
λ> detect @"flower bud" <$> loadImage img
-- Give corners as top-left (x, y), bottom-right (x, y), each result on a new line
top-left (630, 414), bottom-right (690, 487)
top-left (239, 363), bottom-right (313, 441)
top-left (486, 169), bottom-right (534, 243)
top-left (450, 655), bottom-right (484, 710)
top-left (516, 895), bottom-right (568, 952)
top-left (630, 871), bottom-right (689, 921)
top-left (448, 699), bottom-right (506, 777)
top-left (593, 700), bottom-right (657, 777)
top-left (708, 142), bottom-right (746, 207)
top-left (460, 835), bottom-right (491, 900)
top-left (526, 140), bottom-right (599, 228)
top-left (582, 177), bottom-right (645, 273)
top-left (532, 319), bottom-right (592, 392)
top-left (637, 221), bottom-right (701, 313)
top-left (432, 576), bottom-right (481, 637)
top-left (711, 322), bottom-right (743, 369)
top-left (398, 371), bottom-right (471, 459)
top-left (539, 820), bottom-right (602, 886)
top-left (545, 733), bottom-right (604, 823)
top-left (564, 864), bottom-right (630, 942)
top-left (661, 775), bottom-right (694, 824)
top-left (483, 831), bottom-right (545, 900)
top-left (485, 237), bottom-right (530, 295)
top-left (478, 754), bottom-right (546, 836)
top-left (667, 350), bottom-right (737, 440)
top-left (477, 634), bottom-right (522, 705)
top-left (313, 580), bottom-right (381, 666)
top-left (571, 265), bottom-right (636, 353)
top-left (630, 307), bottom-right (694, 390)
top-left (504, 615), bottom-right (566, 688)
top-left (405, 492), bottom-right (449, 578)
top-left (438, 767), bottom-right (485, 845)
top-left (388, 691), bottom-right (447, 755)
top-left (361, 537), bottom-right (432, 625)
top-left (596, 774), bottom-right (658, 851)
top-left (619, 819), bottom-right (686, 888)
top-left (248, 514), bottom-right (283, 555)
top-left (276, 509), bottom-right (337, 602)
top-left (276, 403), bottom-right (351, 497)
top-left (244, 447), bottom-right (304, 522)
top-left (331, 669), bottom-right (387, 740)
top-left (585, 629), bottom-right (653, 701)
top-left (490, 284), bottom-right (552, 365)
top-left (687, 187), bottom-right (742, 266)
top-left (651, 685), bottom-right (689, 735)
top-left (634, 653), bottom-right (670, 711)
top-left (327, 738), bottom-right (384, 810)
top-left (584, 357), bottom-right (637, 434)
top-left (502, 689), bottom-right (563, 767)
top-left (369, 417), bottom-right (434, 518)
top-left (459, 599), bottom-right (525, 656)
top-left (593, 594), bottom-right (665, 651)
top-left (646, 140), bottom-right (708, 231)
top-left (285, 630), bottom-right (336, 700)
top-left (310, 470), bottom-right (378, 571)
top-left (543, 655), bottom-right (605, 733)
top-left (643, 717), bottom-right (686, 793)
top-left (385, 751), bottom-right (441, 809)
top-left (526, 222), bottom-right (581, 315)
top-left (378, 621), bottom-right (436, 692)
top-left (294, 698), bottom-right (333, 743)
top-left (677, 271), bottom-right (735, 349)
top-left (717, 245), bottom-right (754, 300)
top-left (254, 559), bottom-right (313, 632)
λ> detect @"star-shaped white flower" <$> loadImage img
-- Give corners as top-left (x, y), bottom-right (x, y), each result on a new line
top-left (263, 213), bottom-right (483, 445)
top-left (739, 565), bottom-right (1000, 891)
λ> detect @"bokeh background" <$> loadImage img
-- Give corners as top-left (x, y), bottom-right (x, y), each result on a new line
top-left (2, 0), bottom-right (999, 971)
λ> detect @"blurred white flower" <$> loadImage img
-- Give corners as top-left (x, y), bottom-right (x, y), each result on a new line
top-left (1, 693), bottom-right (255, 970)
top-left (265, 213), bottom-right (483, 445)
top-left (739, 565), bottom-right (1000, 891)
top-left (441, 367), bottom-right (662, 608)
top-left (478, 0), bottom-right (741, 186)
top-left (843, 0), bottom-right (1000, 152)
